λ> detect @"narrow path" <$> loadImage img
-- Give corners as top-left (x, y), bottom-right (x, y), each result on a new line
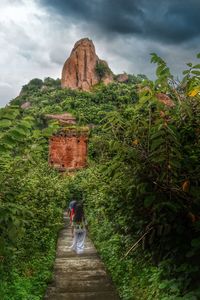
top-left (44, 214), bottom-right (120, 300)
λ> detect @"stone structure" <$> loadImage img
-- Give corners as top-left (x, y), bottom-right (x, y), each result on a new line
top-left (49, 127), bottom-right (89, 171)
top-left (61, 38), bottom-right (113, 91)
top-left (45, 113), bottom-right (76, 125)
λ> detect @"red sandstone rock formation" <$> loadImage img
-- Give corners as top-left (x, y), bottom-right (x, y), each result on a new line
top-left (61, 38), bottom-right (113, 91)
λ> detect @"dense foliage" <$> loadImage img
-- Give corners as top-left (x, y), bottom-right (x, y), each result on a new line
top-left (95, 60), bottom-right (112, 80)
top-left (0, 54), bottom-right (199, 299)
top-left (79, 53), bottom-right (200, 299)
top-left (0, 104), bottom-right (70, 299)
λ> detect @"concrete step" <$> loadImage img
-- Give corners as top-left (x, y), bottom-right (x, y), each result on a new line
top-left (52, 270), bottom-right (108, 281)
top-left (44, 290), bottom-right (119, 300)
top-left (58, 240), bottom-right (94, 247)
top-left (57, 252), bottom-right (98, 258)
top-left (54, 258), bottom-right (105, 273)
top-left (46, 278), bottom-right (114, 292)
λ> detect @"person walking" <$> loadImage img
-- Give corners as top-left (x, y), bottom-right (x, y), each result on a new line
top-left (70, 203), bottom-right (87, 254)
top-left (67, 200), bottom-right (77, 237)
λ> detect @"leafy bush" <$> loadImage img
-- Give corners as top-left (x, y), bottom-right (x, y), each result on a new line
top-left (95, 60), bottom-right (112, 80)
top-left (0, 103), bottom-right (69, 299)
top-left (71, 53), bottom-right (200, 299)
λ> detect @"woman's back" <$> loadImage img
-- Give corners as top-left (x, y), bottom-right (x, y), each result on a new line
top-left (73, 203), bottom-right (85, 223)
top-left (70, 203), bottom-right (87, 254)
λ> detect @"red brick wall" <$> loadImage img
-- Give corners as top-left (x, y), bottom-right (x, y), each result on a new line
top-left (49, 135), bottom-right (88, 170)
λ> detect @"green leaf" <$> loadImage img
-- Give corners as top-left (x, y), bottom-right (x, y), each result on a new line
top-left (150, 138), bottom-right (165, 152)
top-left (197, 53), bottom-right (200, 59)
top-left (159, 281), bottom-right (169, 289)
top-left (1, 135), bottom-right (16, 146)
top-left (17, 128), bottom-right (30, 138)
top-left (23, 116), bottom-right (35, 122)
top-left (0, 144), bottom-right (9, 152)
top-left (191, 238), bottom-right (200, 249)
top-left (191, 70), bottom-right (200, 76)
top-left (156, 65), bottom-right (164, 76)
top-left (182, 70), bottom-right (190, 75)
top-left (0, 108), bottom-right (20, 120)
top-left (169, 160), bottom-right (181, 169)
top-left (42, 127), bottom-right (57, 137)
top-left (10, 127), bottom-right (27, 137)
top-left (19, 120), bottom-right (33, 129)
top-left (32, 130), bottom-right (41, 138)
top-left (0, 119), bottom-right (12, 128)
top-left (150, 155), bottom-right (166, 164)
top-left (144, 195), bottom-right (155, 208)
top-left (193, 64), bottom-right (200, 69)
top-left (150, 130), bottom-right (165, 141)
top-left (1, 113), bottom-right (17, 120)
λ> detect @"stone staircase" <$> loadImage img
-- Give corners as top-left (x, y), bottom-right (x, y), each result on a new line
top-left (44, 215), bottom-right (120, 300)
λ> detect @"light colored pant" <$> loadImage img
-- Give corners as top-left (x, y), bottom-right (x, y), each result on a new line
top-left (71, 229), bottom-right (86, 254)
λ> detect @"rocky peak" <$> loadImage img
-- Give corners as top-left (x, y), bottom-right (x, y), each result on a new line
top-left (61, 38), bottom-right (113, 91)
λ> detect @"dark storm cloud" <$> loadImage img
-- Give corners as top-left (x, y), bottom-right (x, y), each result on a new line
top-left (39, 0), bottom-right (200, 44)
top-left (143, 0), bottom-right (200, 43)
top-left (39, 0), bottom-right (143, 34)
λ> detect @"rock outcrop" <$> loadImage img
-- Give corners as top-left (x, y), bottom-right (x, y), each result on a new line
top-left (156, 93), bottom-right (175, 108)
top-left (61, 38), bottom-right (113, 91)
top-left (116, 73), bottom-right (129, 83)
top-left (21, 101), bottom-right (31, 109)
top-left (45, 113), bottom-right (76, 125)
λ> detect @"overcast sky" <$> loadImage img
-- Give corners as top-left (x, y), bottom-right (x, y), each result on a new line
top-left (0, 0), bottom-right (199, 106)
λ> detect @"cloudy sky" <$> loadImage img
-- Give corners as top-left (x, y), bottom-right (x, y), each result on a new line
top-left (0, 0), bottom-right (199, 106)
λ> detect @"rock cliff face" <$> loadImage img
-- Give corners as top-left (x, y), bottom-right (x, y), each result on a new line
top-left (61, 38), bottom-right (113, 91)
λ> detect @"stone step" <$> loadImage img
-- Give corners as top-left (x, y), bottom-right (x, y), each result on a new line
top-left (54, 258), bottom-right (105, 273)
top-left (57, 252), bottom-right (98, 258)
top-left (59, 240), bottom-right (94, 247)
top-left (57, 245), bottom-right (97, 257)
top-left (58, 243), bottom-right (95, 248)
top-left (44, 290), bottom-right (119, 300)
top-left (52, 270), bottom-right (108, 281)
top-left (47, 278), bottom-right (114, 293)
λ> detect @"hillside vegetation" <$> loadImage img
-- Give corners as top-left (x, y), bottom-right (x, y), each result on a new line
top-left (0, 54), bottom-right (200, 300)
